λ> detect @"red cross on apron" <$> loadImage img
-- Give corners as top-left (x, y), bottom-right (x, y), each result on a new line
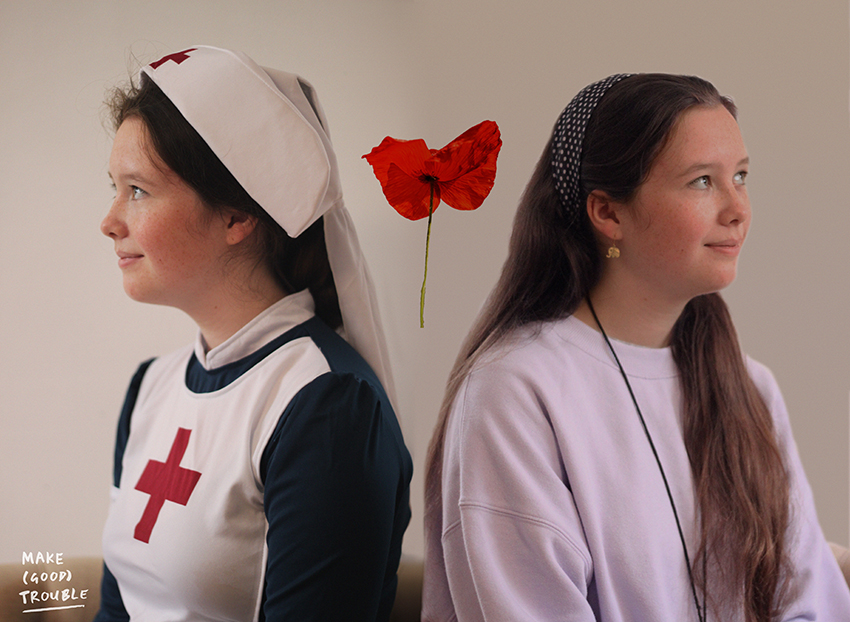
top-left (133, 427), bottom-right (202, 543)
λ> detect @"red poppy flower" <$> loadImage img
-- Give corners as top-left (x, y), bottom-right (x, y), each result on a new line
top-left (362, 120), bottom-right (502, 220)
top-left (363, 121), bottom-right (502, 326)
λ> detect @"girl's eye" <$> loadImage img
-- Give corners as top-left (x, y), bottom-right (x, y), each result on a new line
top-left (734, 171), bottom-right (748, 185)
top-left (690, 176), bottom-right (710, 190)
top-left (131, 186), bottom-right (146, 200)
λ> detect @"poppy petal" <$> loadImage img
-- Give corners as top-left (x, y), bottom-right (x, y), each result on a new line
top-left (362, 137), bottom-right (433, 187)
top-left (381, 163), bottom-right (440, 220)
top-left (432, 121), bottom-right (501, 210)
top-left (438, 164), bottom-right (497, 211)
top-left (430, 120), bottom-right (502, 183)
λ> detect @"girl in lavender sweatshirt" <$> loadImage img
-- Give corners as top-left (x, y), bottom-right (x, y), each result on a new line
top-left (424, 74), bottom-right (850, 622)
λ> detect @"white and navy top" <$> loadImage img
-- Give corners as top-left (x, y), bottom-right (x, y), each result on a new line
top-left (95, 291), bottom-right (412, 621)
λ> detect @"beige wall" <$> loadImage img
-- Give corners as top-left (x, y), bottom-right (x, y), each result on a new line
top-left (1, 0), bottom-right (848, 566)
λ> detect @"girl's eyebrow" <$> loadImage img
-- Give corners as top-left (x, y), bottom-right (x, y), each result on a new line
top-left (678, 156), bottom-right (749, 179)
top-left (107, 169), bottom-right (155, 186)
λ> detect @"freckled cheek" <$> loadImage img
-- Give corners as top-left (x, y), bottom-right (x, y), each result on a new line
top-left (647, 227), bottom-right (690, 259)
top-left (159, 238), bottom-right (222, 288)
top-left (666, 219), bottom-right (706, 254)
top-left (137, 224), bottom-right (197, 272)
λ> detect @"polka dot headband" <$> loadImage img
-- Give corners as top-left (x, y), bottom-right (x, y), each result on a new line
top-left (551, 74), bottom-right (634, 226)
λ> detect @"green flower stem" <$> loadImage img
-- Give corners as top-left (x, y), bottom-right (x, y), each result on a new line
top-left (420, 185), bottom-right (435, 328)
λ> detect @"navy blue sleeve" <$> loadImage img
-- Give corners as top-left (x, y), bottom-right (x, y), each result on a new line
top-left (260, 372), bottom-right (412, 621)
top-left (92, 564), bottom-right (129, 622)
top-left (112, 359), bottom-right (153, 487)
top-left (94, 360), bottom-right (153, 622)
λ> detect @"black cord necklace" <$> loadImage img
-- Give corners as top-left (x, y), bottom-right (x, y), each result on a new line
top-left (586, 297), bottom-right (706, 622)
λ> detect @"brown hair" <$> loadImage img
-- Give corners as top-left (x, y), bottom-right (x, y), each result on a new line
top-left (425, 74), bottom-right (792, 621)
top-left (106, 75), bottom-right (342, 329)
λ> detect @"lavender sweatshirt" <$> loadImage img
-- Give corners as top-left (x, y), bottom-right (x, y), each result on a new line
top-left (424, 315), bottom-right (850, 621)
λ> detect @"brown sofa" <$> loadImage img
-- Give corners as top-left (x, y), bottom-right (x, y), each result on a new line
top-left (1, 554), bottom-right (422, 622)
top-left (3, 545), bottom-right (849, 620)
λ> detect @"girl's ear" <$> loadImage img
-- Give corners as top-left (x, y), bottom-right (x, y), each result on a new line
top-left (586, 190), bottom-right (624, 242)
top-left (223, 211), bottom-right (258, 246)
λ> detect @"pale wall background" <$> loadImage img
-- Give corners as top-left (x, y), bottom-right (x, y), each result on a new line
top-left (2, 0), bottom-right (849, 566)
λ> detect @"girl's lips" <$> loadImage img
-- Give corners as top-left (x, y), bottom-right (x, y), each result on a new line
top-left (705, 240), bottom-right (742, 255)
top-left (117, 253), bottom-right (143, 268)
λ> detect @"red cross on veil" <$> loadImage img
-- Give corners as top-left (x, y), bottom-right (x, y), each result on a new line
top-left (149, 48), bottom-right (198, 70)
top-left (133, 427), bottom-right (202, 544)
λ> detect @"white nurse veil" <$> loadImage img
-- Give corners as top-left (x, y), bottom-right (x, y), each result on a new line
top-left (141, 45), bottom-right (397, 404)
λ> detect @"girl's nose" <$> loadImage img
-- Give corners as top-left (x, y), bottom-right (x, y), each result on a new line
top-left (100, 198), bottom-right (127, 239)
top-left (721, 185), bottom-right (750, 227)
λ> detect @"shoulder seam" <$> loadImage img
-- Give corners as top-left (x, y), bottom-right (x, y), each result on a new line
top-left (456, 500), bottom-right (593, 570)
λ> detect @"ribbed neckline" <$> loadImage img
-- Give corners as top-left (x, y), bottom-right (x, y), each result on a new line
top-left (554, 315), bottom-right (679, 380)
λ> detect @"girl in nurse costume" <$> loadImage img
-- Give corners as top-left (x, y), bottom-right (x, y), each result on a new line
top-left (423, 74), bottom-right (850, 621)
top-left (95, 46), bottom-right (411, 622)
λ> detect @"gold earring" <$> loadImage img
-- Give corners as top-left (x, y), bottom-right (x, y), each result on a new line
top-left (606, 241), bottom-right (620, 259)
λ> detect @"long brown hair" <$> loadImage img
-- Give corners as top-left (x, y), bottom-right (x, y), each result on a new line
top-left (107, 75), bottom-right (342, 329)
top-left (425, 74), bottom-right (792, 621)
